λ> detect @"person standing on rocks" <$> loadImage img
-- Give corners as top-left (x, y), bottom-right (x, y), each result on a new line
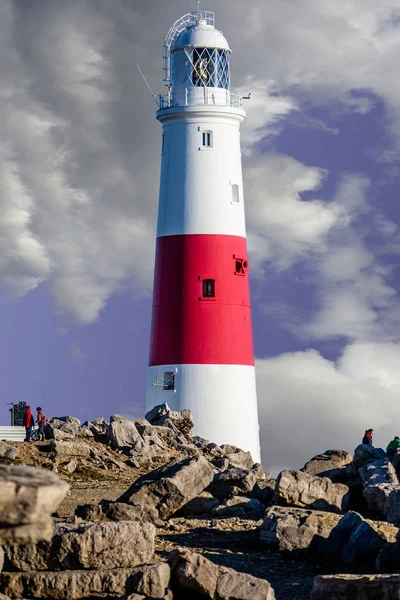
top-left (386, 436), bottom-right (400, 457)
top-left (362, 428), bottom-right (374, 446)
top-left (23, 406), bottom-right (35, 442)
top-left (36, 406), bottom-right (46, 441)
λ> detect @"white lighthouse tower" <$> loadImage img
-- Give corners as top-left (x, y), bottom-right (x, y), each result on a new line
top-left (146, 7), bottom-right (261, 463)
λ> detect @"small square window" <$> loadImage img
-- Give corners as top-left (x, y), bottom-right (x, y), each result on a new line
top-left (202, 279), bottom-right (215, 297)
top-left (163, 371), bottom-right (175, 391)
top-left (234, 257), bottom-right (248, 275)
top-left (202, 131), bottom-right (213, 147)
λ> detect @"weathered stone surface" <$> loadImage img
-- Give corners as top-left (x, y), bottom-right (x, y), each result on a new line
top-left (169, 548), bottom-right (220, 599)
top-left (364, 483), bottom-right (398, 516)
top-left (0, 441), bottom-right (19, 460)
top-left (213, 496), bottom-right (265, 517)
top-left (377, 529), bottom-right (400, 572)
top-left (0, 546), bottom-right (4, 573)
top-left (129, 563), bottom-right (171, 599)
top-left (384, 488), bottom-right (400, 524)
top-left (76, 500), bottom-right (161, 525)
top-left (0, 520), bottom-right (53, 545)
top-left (49, 440), bottom-right (91, 457)
top-left (0, 464), bottom-right (69, 525)
top-left (64, 458), bottom-right (78, 474)
top-left (178, 492), bottom-right (220, 517)
top-left (275, 470), bottom-right (350, 513)
top-left (311, 574), bottom-right (400, 600)
top-left (302, 450), bottom-right (353, 477)
top-left (207, 468), bottom-right (257, 499)
top-left (260, 506), bottom-right (341, 553)
top-left (1, 568), bottom-right (149, 599)
top-left (216, 569), bottom-right (276, 600)
top-left (57, 416), bottom-right (81, 426)
top-left (359, 458), bottom-right (398, 487)
top-left (225, 450), bottom-right (254, 471)
top-left (148, 404), bottom-right (194, 438)
top-left (4, 521), bottom-right (155, 571)
top-left (145, 403), bottom-right (170, 424)
top-left (118, 455), bottom-right (214, 519)
top-left (352, 444), bottom-right (386, 470)
top-left (310, 511), bottom-right (398, 566)
top-left (52, 428), bottom-right (76, 441)
top-left (107, 414), bottom-right (148, 451)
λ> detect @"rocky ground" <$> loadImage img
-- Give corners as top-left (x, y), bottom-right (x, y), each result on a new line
top-left (1, 407), bottom-right (400, 599)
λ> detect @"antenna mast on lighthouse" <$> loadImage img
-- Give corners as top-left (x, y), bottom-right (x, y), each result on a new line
top-left (146, 7), bottom-right (261, 463)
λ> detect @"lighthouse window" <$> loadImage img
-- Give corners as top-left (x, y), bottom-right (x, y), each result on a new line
top-left (163, 371), bottom-right (175, 391)
top-left (232, 184), bottom-right (240, 204)
top-left (191, 48), bottom-right (230, 89)
top-left (202, 131), bottom-right (213, 147)
top-left (202, 279), bottom-right (215, 298)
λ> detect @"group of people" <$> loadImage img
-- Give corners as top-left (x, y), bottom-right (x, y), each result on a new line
top-left (362, 428), bottom-right (400, 457)
top-left (23, 406), bottom-right (46, 442)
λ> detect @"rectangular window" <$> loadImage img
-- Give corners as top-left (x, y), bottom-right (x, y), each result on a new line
top-left (202, 279), bottom-right (215, 298)
top-left (161, 134), bottom-right (165, 155)
top-left (202, 131), bottom-right (213, 147)
top-left (163, 371), bottom-right (175, 391)
top-left (232, 183), bottom-right (240, 204)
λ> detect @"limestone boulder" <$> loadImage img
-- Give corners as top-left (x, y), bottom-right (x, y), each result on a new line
top-left (118, 455), bottom-right (214, 519)
top-left (225, 450), bottom-right (254, 471)
top-left (352, 444), bottom-right (386, 470)
top-left (146, 404), bottom-right (194, 439)
top-left (178, 492), bottom-right (220, 517)
top-left (364, 483), bottom-right (398, 517)
top-left (310, 511), bottom-right (398, 567)
top-left (49, 440), bottom-right (91, 457)
top-left (302, 450), bottom-right (353, 478)
top-left (206, 468), bottom-right (257, 499)
top-left (4, 521), bottom-right (155, 571)
top-left (384, 488), bottom-right (400, 524)
top-left (0, 441), bottom-right (19, 461)
top-left (1, 567), bottom-right (154, 600)
top-left (311, 574), bottom-right (400, 600)
top-left (0, 464), bottom-right (69, 526)
top-left (275, 470), bottom-right (350, 513)
top-left (216, 569), bottom-right (276, 600)
top-left (260, 506), bottom-right (341, 554)
top-left (0, 546), bottom-right (3, 573)
top-left (76, 500), bottom-right (162, 526)
top-left (212, 496), bottom-right (265, 518)
top-left (128, 563), bottom-right (171, 599)
top-left (169, 548), bottom-right (220, 599)
top-left (359, 458), bottom-right (398, 487)
top-left (107, 414), bottom-right (148, 452)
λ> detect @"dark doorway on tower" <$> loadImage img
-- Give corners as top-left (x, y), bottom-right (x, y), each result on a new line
top-left (202, 279), bottom-right (215, 298)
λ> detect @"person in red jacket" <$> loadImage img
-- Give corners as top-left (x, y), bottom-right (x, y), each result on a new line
top-left (36, 407), bottom-right (46, 441)
top-left (362, 428), bottom-right (374, 446)
top-left (23, 406), bottom-right (35, 442)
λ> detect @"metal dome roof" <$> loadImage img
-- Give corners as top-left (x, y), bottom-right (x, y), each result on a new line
top-left (172, 22), bottom-right (230, 52)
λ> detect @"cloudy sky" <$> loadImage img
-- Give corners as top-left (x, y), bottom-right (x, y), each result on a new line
top-left (1, 0), bottom-right (400, 472)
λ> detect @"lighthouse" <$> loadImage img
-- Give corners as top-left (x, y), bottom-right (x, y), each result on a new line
top-left (146, 8), bottom-right (261, 463)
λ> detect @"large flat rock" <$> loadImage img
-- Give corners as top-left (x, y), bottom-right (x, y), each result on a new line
top-left (311, 574), bottom-right (400, 599)
top-left (276, 470), bottom-right (350, 513)
top-left (4, 521), bottom-right (155, 571)
top-left (260, 505), bottom-right (341, 553)
top-left (1, 567), bottom-right (158, 599)
top-left (0, 464), bottom-right (69, 526)
top-left (118, 455), bottom-right (214, 519)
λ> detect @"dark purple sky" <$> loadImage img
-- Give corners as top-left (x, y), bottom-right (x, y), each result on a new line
top-left (1, 0), bottom-right (400, 472)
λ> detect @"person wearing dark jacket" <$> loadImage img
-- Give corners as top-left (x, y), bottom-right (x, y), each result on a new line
top-left (362, 428), bottom-right (374, 446)
top-left (387, 436), bottom-right (400, 458)
top-left (23, 406), bottom-right (35, 442)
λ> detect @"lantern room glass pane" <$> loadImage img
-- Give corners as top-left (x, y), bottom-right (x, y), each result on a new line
top-left (191, 48), bottom-right (230, 88)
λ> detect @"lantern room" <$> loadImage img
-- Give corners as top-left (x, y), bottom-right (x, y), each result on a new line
top-left (160, 10), bottom-right (235, 108)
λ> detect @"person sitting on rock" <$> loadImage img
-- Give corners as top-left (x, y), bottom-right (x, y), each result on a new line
top-left (386, 436), bottom-right (400, 457)
top-left (36, 406), bottom-right (46, 441)
top-left (362, 428), bottom-right (374, 446)
top-left (23, 406), bottom-right (35, 442)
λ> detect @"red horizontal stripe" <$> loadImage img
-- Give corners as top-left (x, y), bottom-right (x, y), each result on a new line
top-left (149, 234), bottom-right (254, 366)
